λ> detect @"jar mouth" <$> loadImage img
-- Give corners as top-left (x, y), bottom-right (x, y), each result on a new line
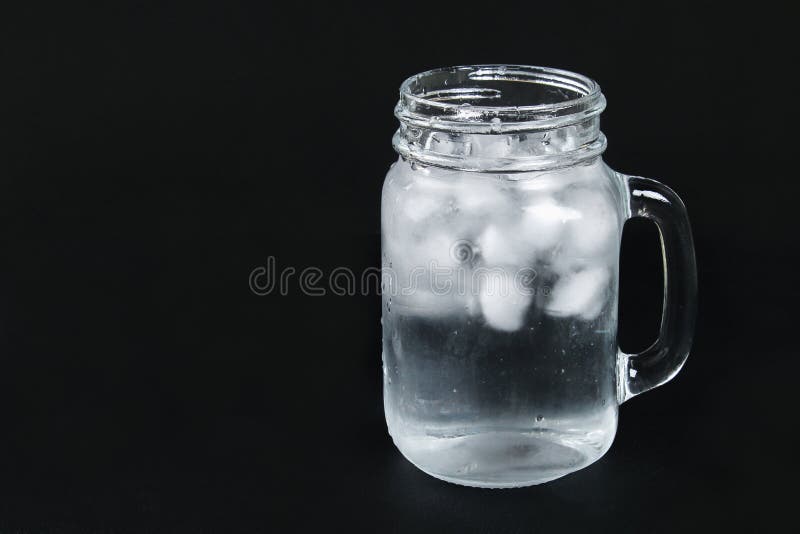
top-left (396, 65), bottom-right (606, 133)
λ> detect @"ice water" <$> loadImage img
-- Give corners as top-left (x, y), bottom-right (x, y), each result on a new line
top-left (381, 157), bottom-right (624, 487)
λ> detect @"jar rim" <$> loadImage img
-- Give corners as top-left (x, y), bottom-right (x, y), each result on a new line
top-left (396, 65), bottom-right (606, 133)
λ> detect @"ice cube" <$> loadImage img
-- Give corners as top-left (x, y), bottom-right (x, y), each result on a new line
top-left (401, 193), bottom-right (440, 222)
top-left (421, 232), bottom-right (470, 270)
top-left (387, 230), bottom-right (477, 300)
top-left (397, 171), bottom-right (454, 223)
top-left (381, 166), bottom-right (458, 262)
top-left (561, 188), bottom-right (618, 259)
top-left (549, 250), bottom-right (594, 277)
top-left (512, 172), bottom-right (562, 194)
top-left (407, 160), bottom-right (463, 190)
top-left (478, 268), bottom-right (532, 331)
top-left (545, 267), bottom-right (609, 320)
top-left (392, 287), bottom-right (478, 319)
top-left (478, 225), bottom-right (528, 266)
top-left (382, 159), bottom-right (458, 226)
top-left (519, 199), bottom-right (581, 252)
top-left (389, 241), bottom-right (480, 319)
top-left (454, 174), bottom-right (511, 214)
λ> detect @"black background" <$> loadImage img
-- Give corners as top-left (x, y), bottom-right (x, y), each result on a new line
top-left (1, 2), bottom-right (796, 532)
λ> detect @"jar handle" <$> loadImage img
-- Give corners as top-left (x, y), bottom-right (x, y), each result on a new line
top-left (617, 176), bottom-right (698, 403)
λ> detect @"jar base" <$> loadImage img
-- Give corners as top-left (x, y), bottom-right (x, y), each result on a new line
top-left (392, 429), bottom-right (611, 488)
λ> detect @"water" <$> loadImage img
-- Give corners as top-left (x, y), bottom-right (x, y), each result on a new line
top-left (383, 310), bottom-right (618, 487)
top-left (381, 157), bottom-right (624, 487)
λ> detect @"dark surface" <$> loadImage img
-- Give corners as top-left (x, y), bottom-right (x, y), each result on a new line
top-left (0, 2), bottom-right (795, 532)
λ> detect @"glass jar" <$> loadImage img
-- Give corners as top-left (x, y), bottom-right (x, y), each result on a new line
top-left (380, 65), bottom-right (697, 487)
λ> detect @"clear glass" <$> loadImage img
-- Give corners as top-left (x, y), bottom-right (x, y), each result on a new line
top-left (381, 65), bottom-right (697, 487)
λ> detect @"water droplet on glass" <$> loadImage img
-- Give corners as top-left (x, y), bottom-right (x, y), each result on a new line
top-left (536, 415), bottom-right (544, 422)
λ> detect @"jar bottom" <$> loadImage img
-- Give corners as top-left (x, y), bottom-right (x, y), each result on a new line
top-left (390, 428), bottom-right (614, 488)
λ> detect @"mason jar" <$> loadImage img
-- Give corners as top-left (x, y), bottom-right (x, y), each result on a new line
top-left (380, 65), bottom-right (697, 487)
